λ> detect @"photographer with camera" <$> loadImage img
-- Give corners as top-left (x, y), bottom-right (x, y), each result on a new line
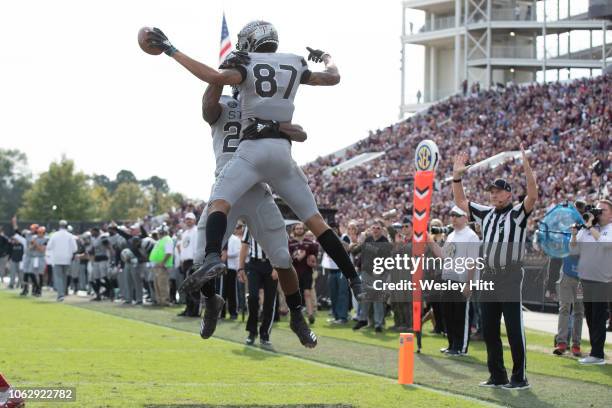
top-left (552, 200), bottom-right (586, 356)
top-left (424, 218), bottom-right (446, 335)
top-left (428, 206), bottom-right (481, 356)
top-left (570, 199), bottom-right (612, 365)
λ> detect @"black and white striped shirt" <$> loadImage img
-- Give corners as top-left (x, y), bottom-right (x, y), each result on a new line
top-left (242, 226), bottom-right (267, 261)
top-left (469, 201), bottom-right (531, 269)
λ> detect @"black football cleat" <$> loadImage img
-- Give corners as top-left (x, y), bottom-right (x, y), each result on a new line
top-left (180, 254), bottom-right (226, 294)
top-left (199, 294), bottom-right (225, 339)
top-left (290, 311), bottom-right (317, 348)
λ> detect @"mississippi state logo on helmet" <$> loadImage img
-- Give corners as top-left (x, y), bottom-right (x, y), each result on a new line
top-left (414, 139), bottom-right (440, 171)
top-left (236, 20), bottom-right (278, 53)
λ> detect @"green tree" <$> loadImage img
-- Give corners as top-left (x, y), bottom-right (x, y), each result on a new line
top-left (0, 149), bottom-right (32, 219)
top-left (108, 182), bottom-right (149, 221)
top-left (20, 157), bottom-right (94, 220)
top-left (115, 169), bottom-right (137, 185)
top-left (169, 192), bottom-right (186, 206)
top-left (90, 184), bottom-right (111, 220)
top-left (140, 175), bottom-right (169, 194)
top-left (91, 174), bottom-right (115, 192)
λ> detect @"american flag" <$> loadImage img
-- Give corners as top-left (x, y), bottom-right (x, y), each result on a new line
top-left (219, 13), bottom-right (232, 63)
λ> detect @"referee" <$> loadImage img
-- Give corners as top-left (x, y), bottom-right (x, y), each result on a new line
top-left (452, 144), bottom-right (537, 390)
top-left (238, 225), bottom-right (278, 346)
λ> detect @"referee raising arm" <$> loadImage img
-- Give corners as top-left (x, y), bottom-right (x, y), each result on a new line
top-left (452, 144), bottom-right (538, 390)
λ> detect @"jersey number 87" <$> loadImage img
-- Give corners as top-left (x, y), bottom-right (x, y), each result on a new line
top-left (253, 64), bottom-right (297, 99)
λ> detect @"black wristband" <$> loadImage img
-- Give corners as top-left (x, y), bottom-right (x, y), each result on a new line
top-left (452, 178), bottom-right (462, 183)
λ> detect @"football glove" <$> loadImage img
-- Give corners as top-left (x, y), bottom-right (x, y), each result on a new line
top-left (306, 46), bottom-right (327, 63)
top-left (219, 51), bottom-right (251, 69)
top-left (147, 27), bottom-right (178, 56)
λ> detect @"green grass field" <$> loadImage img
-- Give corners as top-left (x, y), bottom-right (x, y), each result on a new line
top-left (1, 289), bottom-right (611, 407)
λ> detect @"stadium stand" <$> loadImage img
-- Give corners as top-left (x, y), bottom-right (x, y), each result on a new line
top-left (302, 75), bottom-right (611, 228)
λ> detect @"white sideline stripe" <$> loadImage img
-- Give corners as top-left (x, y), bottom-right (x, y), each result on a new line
top-left (57, 301), bottom-right (503, 408)
top-left (265, 292), bottom-right (277, 336)
top-left (462, 299), bottom-right (471, 354)
top-left (520, 274), bottom-right (527, 382)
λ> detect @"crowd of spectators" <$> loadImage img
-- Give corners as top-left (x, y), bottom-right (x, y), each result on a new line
top-left (1, 75), bottom-right (610, 351)
top-left (0, 203), bottom-right (206, 307)
top-left (303, 75), bottom-right (611, 231)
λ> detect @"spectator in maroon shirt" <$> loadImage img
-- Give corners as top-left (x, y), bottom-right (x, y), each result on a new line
top-left (289, 223), bottom-right (320, 324)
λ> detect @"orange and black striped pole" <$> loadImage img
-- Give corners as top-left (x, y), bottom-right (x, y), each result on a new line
top-left (411, 140), bottom-right (439, 352)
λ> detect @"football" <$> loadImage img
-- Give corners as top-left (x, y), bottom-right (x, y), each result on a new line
top-left (138, 26), bottom-right (162, 55)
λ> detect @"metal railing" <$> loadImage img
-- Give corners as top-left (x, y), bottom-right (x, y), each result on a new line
top-left (418, 15), bottom-right (461, 33)
top-left (491, 7), bottom-right (536, 21)
top-left (491, 45), bottom-right (535, 59)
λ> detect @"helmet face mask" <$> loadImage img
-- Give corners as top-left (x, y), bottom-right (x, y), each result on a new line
top-left (236, 20), bottom-right (278, 53)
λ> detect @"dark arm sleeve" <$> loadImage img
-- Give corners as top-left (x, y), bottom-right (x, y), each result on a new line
top-left (300, 70), bottom-right (312, 84)
top-left (468, 201), bottom-right (492, 225)
top-left (511, 201), bottom-right (530, 228)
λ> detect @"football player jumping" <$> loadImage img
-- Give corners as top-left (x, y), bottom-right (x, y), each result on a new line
top-left (196, 81), bottom-right (317, 348)
top-left (145, 21), bottom-right (365, 327)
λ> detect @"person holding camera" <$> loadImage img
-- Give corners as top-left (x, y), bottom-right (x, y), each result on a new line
top-left (552, 200), bottom-right (586, 357)
top-left (424, 218), bottom-right (446, 335)
top-left (452, 144), bottom-right (537, 390)
top-left (352, 219), bottom-right (389, 333)
top-left (428, 206), bottom-right (480, 356)
top-left (570, 199), bottom-right (612, 365)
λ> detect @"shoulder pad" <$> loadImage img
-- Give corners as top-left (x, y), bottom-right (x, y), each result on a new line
top-left (219, 51), bottom-right (251, 70)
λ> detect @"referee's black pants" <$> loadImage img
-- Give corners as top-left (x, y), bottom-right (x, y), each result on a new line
top-left (246, 259), bottom-right (278, 341)
top-left (221, 268), bottom-right (238, 318)
top-left (442, 286), bottom-right (470, 353)
top-left (481, 267), bottom-right (526, 383)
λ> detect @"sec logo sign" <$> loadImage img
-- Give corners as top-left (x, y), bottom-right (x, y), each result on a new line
top-left (414, 140), bottom-right (440, 172)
